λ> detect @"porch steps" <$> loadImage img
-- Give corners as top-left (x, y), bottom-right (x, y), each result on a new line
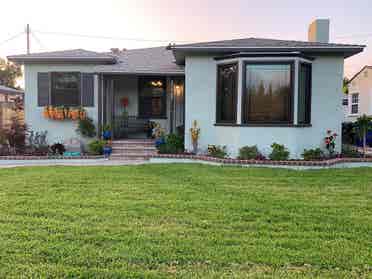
top-left (110, 139), bottom-right (157, 160)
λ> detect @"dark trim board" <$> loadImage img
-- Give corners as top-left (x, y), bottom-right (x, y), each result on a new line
top-left (214, 52), bottom-right (315, 61)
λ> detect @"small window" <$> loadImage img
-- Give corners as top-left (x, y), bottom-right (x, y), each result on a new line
top-left (298, 63), bottom-right (312, 124)
top-left (342, 98), bottom-right (348, 106)
top-left (350, 93), bottom-right (359, 114)
top-left (242, 62), bottom-right (293, 124)
top-left (138, 77), bottom-right (167, 118)
top-left (216, 63), bottom-right (238, 123)
top-left (51, 72), bottom-right (81, 106)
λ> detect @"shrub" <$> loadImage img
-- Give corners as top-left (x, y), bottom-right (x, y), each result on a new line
top-left (208, 145), bottom-right (228, 158)
top-left (342, 144), bottom-right (362, 158)
top-left (88, 140), bottom-right (105, 155)
top-left (157, 134), bottom-right (184, 154)
top-left (269, 143), bottom-right (290, 161)
top-left (50, 143), bottom-right (66, 155)
top-left (238, 145), bottom-right (262, 160)
top-left (76, 117), bottom-right (96, 138)
top-left (302, 148), bottom-right (323, 161)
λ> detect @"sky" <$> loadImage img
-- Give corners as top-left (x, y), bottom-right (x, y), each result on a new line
top-left (0, 0), bottom-right (371, 80)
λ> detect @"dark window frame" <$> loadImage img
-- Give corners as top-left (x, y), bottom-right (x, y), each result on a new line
top-left (241, 61), bottom-right (295, 125)
top-left (138, 76), bottom-right (168, 119)
top-left (298, 62), bottom-right (312, 125)
top-left (216, 62), bottom-right (239, 124)
top-left (50, 72), bottom-right (81, 107)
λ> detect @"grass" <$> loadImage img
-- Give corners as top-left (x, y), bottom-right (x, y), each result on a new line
top-left (0, 164), bottom-right (371, 278)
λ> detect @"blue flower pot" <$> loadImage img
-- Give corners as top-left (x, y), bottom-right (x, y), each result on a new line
top-left (155, 138), bottom-right (165, 148)
top-left (103, 146), bottom-right (112, 157)
top-left (103, 130), bottom-right (112, 140)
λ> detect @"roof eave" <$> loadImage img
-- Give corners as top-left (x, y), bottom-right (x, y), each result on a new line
top-left (172, 46), bottom-right (365, 64)
top-left (7, 56), bottom-right (117, 64)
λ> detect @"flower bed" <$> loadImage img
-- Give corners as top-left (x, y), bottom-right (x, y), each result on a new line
top-left (151, 153), bottom-right (372, 167)
top-left (0, 155), bottom-right (105, 160)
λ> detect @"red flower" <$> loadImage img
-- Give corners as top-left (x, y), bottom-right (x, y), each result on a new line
top-left (327, 130), bottom-right (332, 134)
top-left (121, 97), bottom-right (129, 107)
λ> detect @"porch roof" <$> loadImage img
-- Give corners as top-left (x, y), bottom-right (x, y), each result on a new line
top-left (95, 46), bottom-right (184, 75)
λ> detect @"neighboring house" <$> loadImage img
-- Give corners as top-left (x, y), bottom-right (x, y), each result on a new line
top-left (8, 19), bottom-right (364, 158)
top-left (344, 66), bottom-right (372, 122)
top-left (0, 85), bottom-right (24, 129)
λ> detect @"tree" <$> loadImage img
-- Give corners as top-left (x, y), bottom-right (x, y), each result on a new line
top-left (355, 114), bottom-right (372, 157)
top-left (0, 58), bottom-right (22, 89)
top-left (343, 77), bottom-right (349, 95)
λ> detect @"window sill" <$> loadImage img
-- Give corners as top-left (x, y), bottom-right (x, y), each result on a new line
top-left (214, 123), bottom-right (312, 128)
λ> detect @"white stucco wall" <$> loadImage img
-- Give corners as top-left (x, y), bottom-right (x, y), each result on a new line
top-left (346, 67), bottom-right (372, 122)
top-left (184, 55), bottom-right (344, 159)
top-left (24, 64), bottom-right (98, 144)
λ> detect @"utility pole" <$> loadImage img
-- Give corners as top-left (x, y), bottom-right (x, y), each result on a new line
top-left (26, 24), bottom-right (30, 54)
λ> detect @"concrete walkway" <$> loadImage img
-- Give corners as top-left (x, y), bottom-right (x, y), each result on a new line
top-left (0, 159), bottom-right (147, 168)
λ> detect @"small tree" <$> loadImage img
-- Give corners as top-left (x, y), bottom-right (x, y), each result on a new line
top-left (0, 58), bottom-right (22, 88)
top-left (355, 114), bottom-right (372, 157)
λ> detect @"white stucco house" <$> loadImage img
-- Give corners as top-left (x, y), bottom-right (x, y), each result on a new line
top-left (8, 19), bottom-right (365, 158)
top-left (344, 66), bottom-right (372, 122)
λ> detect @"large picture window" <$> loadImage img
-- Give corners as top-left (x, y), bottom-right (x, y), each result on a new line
top-left (298, 63), bottom-right (312, 124)
top-left (216, 63), bottom-right (238, 123)
top-left (139, 77), bottom-right (167, 118)
top-left (242, 62), bottom-right (293, 124)
top-left (51, 72), bottom-right (81, 106)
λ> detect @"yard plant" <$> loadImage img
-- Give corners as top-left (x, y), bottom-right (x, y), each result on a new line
top-left (0, 165), bottom-right (371, 278)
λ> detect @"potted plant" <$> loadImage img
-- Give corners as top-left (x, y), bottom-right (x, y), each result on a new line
top-left (102, 124), bottom-right (112, 140)
top-left (103, 141), bottom-right (112, 157)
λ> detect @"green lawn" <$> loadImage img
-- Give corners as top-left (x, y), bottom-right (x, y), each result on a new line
top-left (0, 164), bottom-right (371, 278)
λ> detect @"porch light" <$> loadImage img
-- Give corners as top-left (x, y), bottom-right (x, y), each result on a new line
top-left (151, 81), bottom-right (163, 87)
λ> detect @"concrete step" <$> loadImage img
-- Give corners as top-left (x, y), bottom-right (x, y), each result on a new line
top-left (112, 146), bottom-right (157, 151)
top-left (112, 140), bottom-right (155, 144)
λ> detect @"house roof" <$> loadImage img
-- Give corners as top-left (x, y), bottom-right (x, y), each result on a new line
top-left (0, 85), bottom-right (24, 95)
top-left (348, 65), bottom-right (372, 84)
top-left (7, 49), bottom-right (116, 64)
top-left (168, 37), bottom-right (365, 63)
top-left (94, 46), bottom-right (184, 75)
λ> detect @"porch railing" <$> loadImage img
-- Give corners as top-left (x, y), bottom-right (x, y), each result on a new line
top-left (112, 116), bottom-right (150, 139)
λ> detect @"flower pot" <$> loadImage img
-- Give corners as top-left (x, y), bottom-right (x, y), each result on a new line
top-left (103, 146), bottom-right (112, 157)
top-left (103, 130), bottom-right (112, 140)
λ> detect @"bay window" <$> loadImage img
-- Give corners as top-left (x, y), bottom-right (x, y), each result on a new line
top-left (298, 63), bottom-right (312, 124)
top-left (242, 62), bottom-right (293, 124)
top-left (215, 58), bottom-right (312, 127)
top-left (216, 63), bottom-right (238, 123)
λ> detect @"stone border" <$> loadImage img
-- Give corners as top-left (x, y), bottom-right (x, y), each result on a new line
top-left (0, 155), bottom-right (105, 160)
top-left (151, 154), bottom-right (372, 167)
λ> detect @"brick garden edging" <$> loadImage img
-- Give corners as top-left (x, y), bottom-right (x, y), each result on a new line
top-left (0, 155), bottom-right (105, 160)
top-left (151, 154), bottom-right (372, 167)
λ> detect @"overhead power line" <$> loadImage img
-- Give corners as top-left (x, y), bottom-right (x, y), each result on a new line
top-left (33, 30), bottom-right (192, 44)
top-left (0, 31), bottom-right (25, 47)
top-left (334, 33), bottom-right (372, 39)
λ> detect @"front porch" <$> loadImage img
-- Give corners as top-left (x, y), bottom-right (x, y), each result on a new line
top-left (99, 74), bottom-right (185, 139)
